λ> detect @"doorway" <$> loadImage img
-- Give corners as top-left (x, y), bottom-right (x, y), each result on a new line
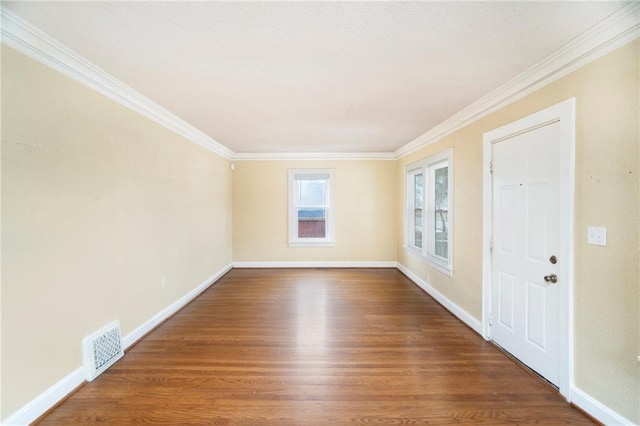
top-left (482, 98), bottom-right (575, 399)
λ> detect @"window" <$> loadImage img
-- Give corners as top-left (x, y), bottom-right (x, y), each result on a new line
top-left (288, 169), bottom-right (335, 247)
top-left (405, 149), bottom-right (453, 274)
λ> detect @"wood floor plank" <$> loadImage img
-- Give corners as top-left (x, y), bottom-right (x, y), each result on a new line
top-left (37, 268), bottom-right (594, 425)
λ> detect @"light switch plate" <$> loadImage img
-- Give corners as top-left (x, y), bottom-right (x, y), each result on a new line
top-left (587, 226), bottom-right (607, 246)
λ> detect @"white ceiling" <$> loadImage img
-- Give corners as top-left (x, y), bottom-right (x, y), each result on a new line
top-left (4, 1), bottom-right (628, 154)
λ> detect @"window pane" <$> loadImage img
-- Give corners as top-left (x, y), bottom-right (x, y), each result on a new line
top-left (414, 173), bottom-right (423, 248)
top-left (289, 169), bottom-right (334, 245)
top-left (298, 208), bottom-right (326, 238)
top-left (298, 180), bottom-right (326, 206)
top-left (297, 179), bottom-right (327, 238)
top-left (434, 166), bottom-right (448, 258)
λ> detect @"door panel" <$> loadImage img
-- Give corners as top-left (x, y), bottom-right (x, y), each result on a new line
top-left (527, 183), bottom-right (547, 261)
top-left (498, 272), bottom-right (515, 330)
top-left (526, 280), bottom-right (546, 349)
top-left (491, 121), bottom-right (561, 386)
top-left (499, 186), bottom-right (516, 253)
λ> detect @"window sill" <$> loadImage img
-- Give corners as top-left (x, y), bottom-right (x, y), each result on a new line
top-left (289, 241), bottom-right (336, 248)
top-left (404, 246), bottom-right (453, 277)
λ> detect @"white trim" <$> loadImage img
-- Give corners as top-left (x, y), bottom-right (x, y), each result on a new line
top-left (481, 137), bottom-right (493, 341)
top-left (407, 249), bottom-right (453, 278)
top-left (481, 98), bottom-right (576, 400)
top-left (2, 367), bottom-right (85, 426)
top-left (288, 241), bottom-right (336, 248)
top-left (0, 7), bottom-right (234, 160)
top-left (288, 168), bottom-right (336, 247)
top-left (396, 3), bottom-right (640, 159)
top-left (233, 152), bottom-right (397, 161)
top-left (233, 261), bottom-right (397, 268)
top-left (5, 263), bottom-right (632, 426)
top-left (121, 263), bottom-right (233, 348)
top-left (1, 4), bottom-right (637, 161)
top-left (571, 386), bottom-right (636, 426)
top-left (2, 263), bottom-right (233, 425)
top-left (396, 263), bottom-right (482, 334)
top-left (403, 148), bottom-right (454, 275)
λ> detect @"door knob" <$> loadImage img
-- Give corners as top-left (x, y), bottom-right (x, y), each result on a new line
top-left (544, 274), bottom-right (558, 284)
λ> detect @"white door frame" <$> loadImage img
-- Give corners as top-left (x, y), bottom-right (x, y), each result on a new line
top-left (481, 98), bottom-right (575, 400)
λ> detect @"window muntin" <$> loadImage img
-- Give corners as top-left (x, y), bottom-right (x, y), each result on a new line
top-left (289, 169), bottom-right (335, 246)
top-left (405, 149), bottom-right (453, 274)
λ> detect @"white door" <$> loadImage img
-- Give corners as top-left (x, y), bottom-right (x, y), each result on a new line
top-left (491, 121), bottom-right (561, 386)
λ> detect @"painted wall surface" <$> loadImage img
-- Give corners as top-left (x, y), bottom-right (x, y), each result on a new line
top-left (1, 46), bottom-right (233, 419)
top-left (232, 160), bottom-right (396, 263)
top-left (397, 40), bottom-right (640, 422)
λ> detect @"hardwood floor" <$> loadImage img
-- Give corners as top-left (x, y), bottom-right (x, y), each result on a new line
top-left (37, 268), bottom-right (593, 425)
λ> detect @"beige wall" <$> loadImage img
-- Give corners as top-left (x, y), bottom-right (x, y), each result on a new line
top-left (397, 40), bottom-right (640, 422)
top-left (232, 160), bottom-right (396, 263)
top-left (1, 46), bottom-right (233, 419)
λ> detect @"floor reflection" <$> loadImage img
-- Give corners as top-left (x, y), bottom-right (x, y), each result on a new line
top-left (296, 281), bottom-right (328, 354)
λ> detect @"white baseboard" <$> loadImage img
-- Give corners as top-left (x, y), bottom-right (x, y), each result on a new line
top-left (233, 261), bottom-right (398, 268)
top-left (2, 263), bottom-right (233, 426)
top-left (121, 263), bottom-right (233, 349)
top-left (571, 386), bottom-right (636, 425)
top-left (6, 263), bottom-right (632, 426)
top-left (2, 367), bottom-right (85, 426)
top-left (396, 263), bottom-right (636, 424)
top-left (396, 263), bottom-right (482, 334)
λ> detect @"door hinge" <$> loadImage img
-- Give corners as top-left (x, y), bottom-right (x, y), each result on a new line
top-left (489, 313), bottom-right (493, 327)
top-left (489, 160), bottom-right (493, 174)
top-left (490, 236), bottom-right (494, 251)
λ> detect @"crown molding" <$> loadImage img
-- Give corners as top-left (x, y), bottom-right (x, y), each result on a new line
top-left (0, 7), bottom-right (234, 159)
top-left (395, 2), bottom-right (640, 159)
top-left (232, 151), bottom-right (397, 161)
top-left (2, 4), bottom-right (637, 162)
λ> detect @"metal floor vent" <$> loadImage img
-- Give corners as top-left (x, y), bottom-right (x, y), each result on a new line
top-left (82, 320), bottom-right (124, 382)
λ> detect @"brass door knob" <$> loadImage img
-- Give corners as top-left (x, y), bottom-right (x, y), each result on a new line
top-left (544, 274), bottom-right (558, 284)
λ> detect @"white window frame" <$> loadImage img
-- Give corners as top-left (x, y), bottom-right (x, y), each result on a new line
top-left (404, 148), bottom-right (453, 275)
top-left (288, 169), bottom-right (335, 247)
